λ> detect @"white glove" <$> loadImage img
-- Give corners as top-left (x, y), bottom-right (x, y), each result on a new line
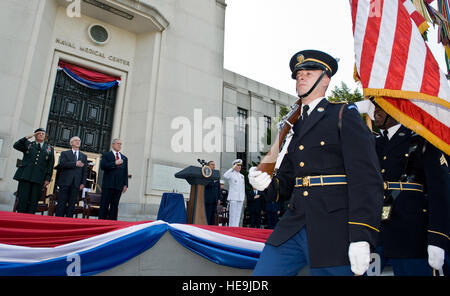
top-left (348, 241), bottom-right (371, 275)
top-left (428, 245), bottom-right (445, 270)
top-left (248, 167), bottom-right (272, 191)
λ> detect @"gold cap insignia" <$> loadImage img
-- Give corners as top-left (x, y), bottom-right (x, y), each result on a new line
top-left (297, 54), bottom-right (305, 65)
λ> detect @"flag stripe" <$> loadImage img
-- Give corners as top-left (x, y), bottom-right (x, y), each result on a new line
top-left (360, 0), bottom-right (384, 87)
top-left (421, 46), bottom-right (442, 97)
top-left (384, 0), bottom-right (410, 90)
top-left (351, 0), bottom-right (359, 35)
top-left (410, 99), bottom-right (450, 128)
top-left (353, 0), bottom-right (371, 83)
top-left (402, 0), bottom-right (417, 14)
top-left (438, 68), bottom-right (450, 100)
top-left (368, 0), bottom-right (398, 89)
top-left (401, 21), bottom-right (427, 92)
top-left (395, 99), bottom-right (449, 140)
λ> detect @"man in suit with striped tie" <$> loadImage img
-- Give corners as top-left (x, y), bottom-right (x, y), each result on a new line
top-left (99, 138), bottom-right (128, 220)
top-left (55, 136), bottom-right (88, 217)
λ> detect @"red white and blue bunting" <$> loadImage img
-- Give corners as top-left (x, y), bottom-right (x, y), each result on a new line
top-left (0, 212), bottom-right (271, 276)
top-left (57, 61), bottom-right (121, 90)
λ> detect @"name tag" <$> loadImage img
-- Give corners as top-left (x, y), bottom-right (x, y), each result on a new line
top-left (381, 206), bottom-right (392, 221)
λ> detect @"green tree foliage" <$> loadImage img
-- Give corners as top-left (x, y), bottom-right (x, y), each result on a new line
top-left (328, 82), bottom-right (364, 103)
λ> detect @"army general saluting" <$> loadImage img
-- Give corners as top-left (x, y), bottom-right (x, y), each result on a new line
top-left (249, 50), bottom-right (383, 275)
top-left (13, 128), bottom-right (55, 213)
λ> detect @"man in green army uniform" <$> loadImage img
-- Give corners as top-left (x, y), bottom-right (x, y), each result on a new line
top-left (13, 128), bottom-right (55, 213)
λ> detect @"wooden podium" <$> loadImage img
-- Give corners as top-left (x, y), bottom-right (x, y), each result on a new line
top-left (175, 165), bottom-right (220, 225)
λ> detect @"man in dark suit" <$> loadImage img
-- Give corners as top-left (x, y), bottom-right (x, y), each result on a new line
top-left (373, 103), bottom-right (449, 275)
top-left (265, 199), bottom-right (280, 229)
top-left (99, 138), bottom-right (128, 220)
top-left (55, 136), bottom-right (88, 217)
top-left (246, 188), bottom-right (264, 228)
top-left (204, 161), bottom-right (220, 225)
top-left (13, 128), bottom-right (55, 213)
top-left (219, 180), bottom-right (228, 208)
top-left (249, 50), bottom-right (383, 276)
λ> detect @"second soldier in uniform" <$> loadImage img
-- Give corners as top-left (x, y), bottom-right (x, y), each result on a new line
top-left (372, 102), bottom-right (449, 275)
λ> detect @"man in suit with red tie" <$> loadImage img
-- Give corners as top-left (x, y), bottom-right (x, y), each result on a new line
top-left (55, 136), bottom-right (88, 217)
top-left (99, 138), bottom-right (128, 220)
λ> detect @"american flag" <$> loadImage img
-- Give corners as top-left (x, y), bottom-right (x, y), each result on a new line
top-left (351, 0), bottom-right (450, 155)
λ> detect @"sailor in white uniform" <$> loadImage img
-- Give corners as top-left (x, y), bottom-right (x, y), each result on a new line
top-left (223, 159), bottom-right (246, 227)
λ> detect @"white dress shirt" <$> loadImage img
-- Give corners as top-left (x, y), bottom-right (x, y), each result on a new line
top-left (381, 124), bottom-right (401, 140)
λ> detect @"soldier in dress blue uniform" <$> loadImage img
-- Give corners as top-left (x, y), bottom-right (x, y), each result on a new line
top-left (13, 128), bottom-right (55, 213)
top-left (249, 49), bottom-right (384, 276)
top-left (372, 102), bottom-right (449, 275)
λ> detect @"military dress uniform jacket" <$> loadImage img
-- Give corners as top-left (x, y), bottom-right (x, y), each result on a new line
top-left (13, 137), bottom-right (55, 185)
top-left (264, 98), bottom-right (384, 268)
top-left (376, 125), bottom-right (450, 258)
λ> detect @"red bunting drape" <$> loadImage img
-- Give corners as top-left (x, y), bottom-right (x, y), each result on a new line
top-left (0, 211), bottom-right (272, 248)
top-left (58, 61), bottom-right (120, 83)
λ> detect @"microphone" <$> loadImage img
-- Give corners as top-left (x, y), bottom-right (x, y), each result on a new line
top-left (197, 159), bottom-right (207, 166)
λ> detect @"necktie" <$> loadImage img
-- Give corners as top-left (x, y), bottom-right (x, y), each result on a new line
top-left (302, 105), bottom-right (310, 122)
top-left (74, 151), bottom-right (78, 160)
top-left (383, 130), bottom-right (389, 142)
top-left (116, 152), bottom-right (120, 167)
top-left (37, 143), bottom-right (41, 150)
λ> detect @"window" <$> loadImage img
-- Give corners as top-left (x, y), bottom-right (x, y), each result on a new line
top-left (264, 115), bottom-right (272, 146)
top-left (236, 107), bottom-right (248, 168)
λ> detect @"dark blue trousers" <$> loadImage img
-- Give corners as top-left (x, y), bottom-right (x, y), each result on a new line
top-left (376, 247), bottom-right (433, 276)
top-left (99, 188), bottom-right (122, 220)
top-left (444, 253), bottom-right (450, 276)
top-left (253, 228), bottom-right (353, 276)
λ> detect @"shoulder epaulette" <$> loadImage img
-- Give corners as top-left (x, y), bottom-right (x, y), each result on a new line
top-left (329, 100), bottom-right (348, 104)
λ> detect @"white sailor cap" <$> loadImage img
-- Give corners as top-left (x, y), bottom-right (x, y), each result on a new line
top-left (232, 159), bottom-right (243, 166)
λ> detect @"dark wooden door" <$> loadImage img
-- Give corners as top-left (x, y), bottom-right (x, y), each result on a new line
top-left (46, 69), bottom-right (117, 153)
